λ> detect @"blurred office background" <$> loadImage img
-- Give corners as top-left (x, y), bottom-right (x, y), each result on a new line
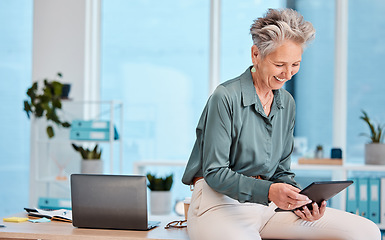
top-left (1, 0), bottom-right (385, 217)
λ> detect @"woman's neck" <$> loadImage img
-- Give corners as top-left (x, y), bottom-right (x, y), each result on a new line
top-left (252, 71), bottom-right (271, 98)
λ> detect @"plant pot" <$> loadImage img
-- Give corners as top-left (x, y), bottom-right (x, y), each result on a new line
top-left (81, 159), bottom-right (103, 174)
top-left (314, 149), bottom-right (324, 158)
top-left (60, 83), bottom-right (71, 99)
top-left (365, 143), bottom-right (385, 165)
top-left (150, 191), bottom-right (172, 215)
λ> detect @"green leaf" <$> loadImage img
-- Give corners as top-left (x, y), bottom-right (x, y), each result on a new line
top-left (146, 173), bottom-right (173, 191)
top-left (360, 110), bottom-right (384, 143)
top-left (62, 121), bottom-right (71, 128)
top-left (43, 86), bottom-right (52, 98)
top-left (72, 143), bottom-right (102, 159)
top-left (52, 98), bottom-right (61, 109)
top-left (23, 101), bottom-right (32, 118)
top-left (35, 104), bottom-right (44, 117)
top-left (47, 126), bottom-right (54, 138)
top-left (23, 76), bottom-right (69, 139)
top-left (51, 81), bottom-right (63, 96)
top-left (72, 143), bottom-right (80, 151)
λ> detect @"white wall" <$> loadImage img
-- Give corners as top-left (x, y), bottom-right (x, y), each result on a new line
top-left (30, 0), bottom-right (100, 206)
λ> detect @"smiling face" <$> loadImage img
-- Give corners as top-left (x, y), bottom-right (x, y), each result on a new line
top-left (251, 40), bottom-right (303, 90)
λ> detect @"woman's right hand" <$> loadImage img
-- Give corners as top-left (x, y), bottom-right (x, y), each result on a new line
top-left (268, 183), bottom-right (312, 210)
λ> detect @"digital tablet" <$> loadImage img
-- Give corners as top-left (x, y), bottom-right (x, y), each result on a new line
top-left (275, 180), bottom-right (353, 212)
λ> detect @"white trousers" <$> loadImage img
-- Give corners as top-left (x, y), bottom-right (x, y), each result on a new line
top-left (187, 179), bottom-right (381, 240)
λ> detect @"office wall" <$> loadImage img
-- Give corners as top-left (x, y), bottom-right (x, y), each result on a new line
top-left (30, 0), bottom-right (100, 206)
top-left (33, 0), bottom-right (86, 95)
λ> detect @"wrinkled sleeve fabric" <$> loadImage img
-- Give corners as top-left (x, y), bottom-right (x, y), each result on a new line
top-left (270, 107), bottom-right (299, 189)
top-left (201, 86), bottom-right (273, 205)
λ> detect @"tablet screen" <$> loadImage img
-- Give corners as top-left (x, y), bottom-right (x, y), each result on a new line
top-left (275, 180), bottom-right (353, 212)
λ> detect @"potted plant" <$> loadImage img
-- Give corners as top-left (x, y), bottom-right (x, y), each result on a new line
top-left (314, 145), bottom-right (324, 158)
top-left (72, 143), bottom-right (103, 173)
top-left (23, 72), bottom-right (71, 138)
top-left (146, 173), bottom-right (173, 215)
top-left (360, 110), bottom-right (385, 165)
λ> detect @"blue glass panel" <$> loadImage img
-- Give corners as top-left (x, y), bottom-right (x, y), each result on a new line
top-left (101, 0), bottom-right (210, 171)
top-left (347, 0), bottom-right (385, 163)
top-left (221, 0), bottom-right (285, 82)
top-left (293, 0), bottom-right (335, 158)
top-left (0, 0), bottom-right (33, 216)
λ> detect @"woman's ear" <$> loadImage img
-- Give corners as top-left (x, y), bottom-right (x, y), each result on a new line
top-left (251, 45), bottom-right (260, 65)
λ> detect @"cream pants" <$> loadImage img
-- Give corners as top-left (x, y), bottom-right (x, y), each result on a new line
top-left (187, 179), bottom-right (381, 240)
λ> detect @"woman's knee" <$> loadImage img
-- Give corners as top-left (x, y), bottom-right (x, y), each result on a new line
top-left (342, 214), bottom-right (381, 240)
top-left (355, 216), bottom-right (381, 239)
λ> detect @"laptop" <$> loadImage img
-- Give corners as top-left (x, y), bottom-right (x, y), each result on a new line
top-left (70, 174), bottom-right (159, 230)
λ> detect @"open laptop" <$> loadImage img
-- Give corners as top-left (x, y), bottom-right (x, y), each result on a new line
top-left (70, 174), bottom-right (159, 230)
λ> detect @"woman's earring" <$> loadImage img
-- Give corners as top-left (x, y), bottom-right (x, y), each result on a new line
top-left (251, 66), bottom-right (256, 73)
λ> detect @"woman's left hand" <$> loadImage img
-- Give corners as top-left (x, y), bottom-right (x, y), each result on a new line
top-left (293, 200), bottom-right (326, 222)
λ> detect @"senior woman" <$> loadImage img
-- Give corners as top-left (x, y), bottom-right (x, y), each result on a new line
top-left (182, 8), bottom-right (380, 240)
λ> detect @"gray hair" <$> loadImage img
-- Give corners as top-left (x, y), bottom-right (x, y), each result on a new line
top-left (250, 8), bottom-right (315, 58)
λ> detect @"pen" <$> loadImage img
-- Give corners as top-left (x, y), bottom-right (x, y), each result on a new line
top-left (0, 224), bottom-right (5, 228)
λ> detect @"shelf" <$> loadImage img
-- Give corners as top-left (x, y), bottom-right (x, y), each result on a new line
top-left (30, 100), bottom-right (124, 208)
top-left (36, 176), bottom-right (70, 183)
top-left (133, 160), bottom-right (187, 174)
top-left (298, 158), bottom-right (342, 165)
top-left (292, 163), bottom-right (385, 172)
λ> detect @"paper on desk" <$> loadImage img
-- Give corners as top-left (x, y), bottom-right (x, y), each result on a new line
top-left (25, 208), bottom-right (72, 222)
top-left (28, 217), bottom-right (51, 223)
top-left (3, 217), bottom-right (29, 223)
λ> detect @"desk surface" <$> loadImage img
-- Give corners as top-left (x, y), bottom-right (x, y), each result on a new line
top-left (0, 213), bottom-right (189, 240)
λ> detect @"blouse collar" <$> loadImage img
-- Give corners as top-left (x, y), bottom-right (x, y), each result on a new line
top-left (240, 66), bottom-right (285, 111)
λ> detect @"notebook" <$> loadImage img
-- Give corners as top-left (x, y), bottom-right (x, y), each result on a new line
top-left (70, 174), bottom-right (159, 230)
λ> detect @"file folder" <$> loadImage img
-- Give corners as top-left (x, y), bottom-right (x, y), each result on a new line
top-left (38, 197), bottom-right (71, 210)
top-left (70, 129), bottom-right (118, 141)
top-left (357, 178), bottom-right (369, 218)
top-left (346, 178), bottom-right (358, 215)
top-left (71, 120), bottom-right (111, 130)
top-left (368, 178), bottom-right (380, 223)
top-left (70, 120), bottom-right (119, 141)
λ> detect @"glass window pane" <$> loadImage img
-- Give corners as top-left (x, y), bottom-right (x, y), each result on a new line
top-left (293, 1), bottom-right (335, 160)
top-left (0, 0), bottom-right (33, 216)
top-left (221, 0), bottom-right (285, 82)
top-left (101, 0), bottom-right (210, 201)
top-left (346, 0), bottom-right (385, 163)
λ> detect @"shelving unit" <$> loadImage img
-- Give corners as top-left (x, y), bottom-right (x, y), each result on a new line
top-left (29, 100), bottom-right (123, 208)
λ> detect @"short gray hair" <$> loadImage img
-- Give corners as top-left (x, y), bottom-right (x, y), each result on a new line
top-left (250, 8), bottom-right (315, 58)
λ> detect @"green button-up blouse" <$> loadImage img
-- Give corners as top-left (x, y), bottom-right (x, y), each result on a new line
top-left (182, 67), bottom-right (299, 206)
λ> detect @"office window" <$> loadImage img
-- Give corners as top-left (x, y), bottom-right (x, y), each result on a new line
top-left (101, 0), bottom-right (210, 200)
top-left (221, 0), bottom-right (285, 82)
top-left (293, 0), bottom-right (385, 163)
top-left (292, 1), bottom-right (335, 160)
top-left (0, 0), bottom-right (33, 216)
top-left (346, 0), bottom-right (385, 163)
top-left (220, 1), bottom-right (337, 161)
top-left (101, 0), bottom-right (209, 164)
top-left (101, 1), bottom-right (295, 202)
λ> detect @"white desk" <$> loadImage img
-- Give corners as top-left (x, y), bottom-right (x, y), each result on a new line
top-left (0, 213), bottom-right (189, 240)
